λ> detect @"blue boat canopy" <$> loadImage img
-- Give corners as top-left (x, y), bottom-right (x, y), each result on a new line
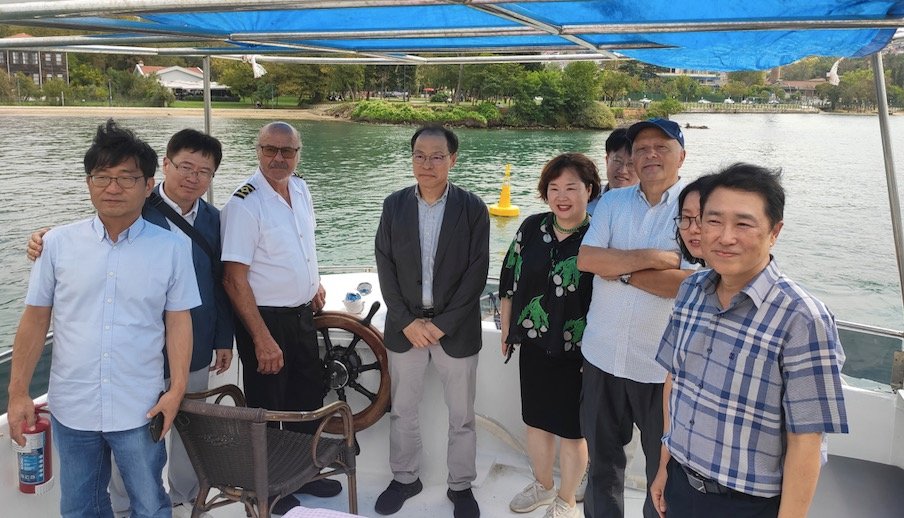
top-left (1, 0), bottom-right (903, 70)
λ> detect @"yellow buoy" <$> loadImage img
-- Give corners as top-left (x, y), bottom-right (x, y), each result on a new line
top-left (489, 163), bottom-right (520, 217)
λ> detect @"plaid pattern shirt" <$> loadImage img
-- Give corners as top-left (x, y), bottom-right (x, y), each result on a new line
top-left (656, 260), bottom-right (848, 497)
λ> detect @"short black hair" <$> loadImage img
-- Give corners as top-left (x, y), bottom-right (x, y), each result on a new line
top-left (537, 153), bottom-right (602, 202)
top-left (167, 129), bottom-right (223, 171)
top-left (676, 174), bottom-right (714, 265)
top-left (411, 125), bottom-right (459, 154)
top-left (605, 128), bottom-right (631, 155)
top-left (84, 119), bottom-right (157, 178)
top-left (700, 163), bottom-right (785, 227)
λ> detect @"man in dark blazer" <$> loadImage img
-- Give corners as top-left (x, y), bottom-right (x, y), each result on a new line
top-left (27, 128), bottom-right (234, 518)
top-left (374, 125), bottom-right (490, 518)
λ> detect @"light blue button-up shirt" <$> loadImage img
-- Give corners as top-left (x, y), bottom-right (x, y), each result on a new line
top-left (416, 183), bottom-right (449, 308)
top-left (25, 216), bottom-right (201, 432)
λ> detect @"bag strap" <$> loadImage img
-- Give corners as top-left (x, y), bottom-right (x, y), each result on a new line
top-left (147, 191), bottom-right (219, 274)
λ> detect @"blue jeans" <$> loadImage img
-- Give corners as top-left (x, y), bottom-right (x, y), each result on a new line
top-left (52, 415), bottom-right (171, 518)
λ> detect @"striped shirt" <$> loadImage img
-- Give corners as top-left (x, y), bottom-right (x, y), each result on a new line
top-left (656, 260), bottom-right (848, 497)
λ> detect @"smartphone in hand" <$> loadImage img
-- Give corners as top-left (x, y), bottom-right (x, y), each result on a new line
top-left (148, 391), bottom-right (165, 442)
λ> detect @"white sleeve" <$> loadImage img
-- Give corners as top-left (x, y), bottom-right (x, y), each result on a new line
top-left (220, 201), bottom-right (259, 265)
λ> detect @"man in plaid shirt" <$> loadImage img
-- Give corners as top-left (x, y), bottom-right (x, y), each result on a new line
top-left (651, 163), bottom-right (848, 518)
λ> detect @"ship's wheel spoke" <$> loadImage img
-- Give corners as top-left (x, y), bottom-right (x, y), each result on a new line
top-left (357, 361), bottom-right (381, 373)
top-left (319, 328), bottom-right (335, 353)
top-left (348, 381), bottom-right (377, 403)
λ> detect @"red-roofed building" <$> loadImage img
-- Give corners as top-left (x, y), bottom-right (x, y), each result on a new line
top-left (135, 61), bottom-right (237, 100)
top-left (1, 33), bottom-right (69, 86)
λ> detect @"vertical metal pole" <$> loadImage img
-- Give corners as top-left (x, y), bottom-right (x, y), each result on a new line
top-left (870, 53), bottom-right (904, 318)
top-left (202, 55), bottom-right (214, 205)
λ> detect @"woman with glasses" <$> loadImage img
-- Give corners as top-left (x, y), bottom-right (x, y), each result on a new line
top-left (499, 153), bottom-right (600, 518)
top-left (675, 175), bottom-right (714, 266)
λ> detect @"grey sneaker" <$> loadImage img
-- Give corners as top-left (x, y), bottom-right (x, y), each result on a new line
top-left (509, 480), bottom-right (556, 513)
top-left (575, 465), bottom-right (588, 502)
top-left (542, 497), bottom-right (580, 518)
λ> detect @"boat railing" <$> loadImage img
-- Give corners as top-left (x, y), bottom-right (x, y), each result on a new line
top-left (0, 332), bottom-right (53, 411)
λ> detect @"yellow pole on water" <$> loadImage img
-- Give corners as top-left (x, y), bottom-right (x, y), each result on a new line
top-left (489, 163), bottom-right (520, 217)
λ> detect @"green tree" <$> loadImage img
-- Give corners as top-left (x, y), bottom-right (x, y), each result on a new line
top-left (327, 64), bottom-right (365, 100)
top-left (214, 60), bottom-right (257, 99)
top-left (838, 68), bottom-right (876, 110)
top-left (0, 71), bottom-right (13, 101)
top-left (727, 71), bottom-right (766, 87)
top-left (599, 69), bottom-right (635, 105)
top-left (562, 61), bottom-right (601, 113)
top-left (672, 75), bottom-right (702, 101)
top-left (42, 78), bottom-right (69, 105)
top-left (645, 98), bottom-right (683, 118)
top-left (815, 82), bottom-right (840, 110)
top-left (721, 80), bottom-right (748, 101)
top-left (14, 72), bottom-right (40, 101)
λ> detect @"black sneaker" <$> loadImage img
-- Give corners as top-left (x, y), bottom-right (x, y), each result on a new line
top-left (298, 478), bottom-right (342, 498)
top-left (270, 494), bottom-right (300, 516)
top-left (375, 478), bottom-right (423, 515)
top-left (447, 487), bottom-right (480, 518)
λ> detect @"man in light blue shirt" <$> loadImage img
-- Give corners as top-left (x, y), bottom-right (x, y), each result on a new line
top-left (7, 120), bottom-right (200, 518)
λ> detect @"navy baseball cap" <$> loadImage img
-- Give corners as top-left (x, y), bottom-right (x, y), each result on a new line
top-left (626, 118), bottom-right (685, 148)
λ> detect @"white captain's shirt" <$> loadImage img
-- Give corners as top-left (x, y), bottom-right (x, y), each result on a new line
top-left (220, 168), bottom-right (320, 307)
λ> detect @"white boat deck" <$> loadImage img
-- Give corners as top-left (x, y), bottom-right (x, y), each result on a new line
top-left (2, 272), bottom-right (903, 517)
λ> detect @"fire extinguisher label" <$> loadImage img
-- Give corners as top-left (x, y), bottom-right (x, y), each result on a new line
top-left (13, 432), bottom-right (46, 484)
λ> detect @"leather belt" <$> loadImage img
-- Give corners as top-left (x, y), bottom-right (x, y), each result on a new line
top-left (258, 302), bottom-right (312, 314)
top-left (679, 464), bottom-right (767, 502)
top-left (420, 308), bottom-right (435, 318)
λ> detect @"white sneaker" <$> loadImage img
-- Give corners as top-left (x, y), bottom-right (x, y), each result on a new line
top-left (542, 496), bottom-right (580, 518)
top-left (575, 465), bottom-right (589, 502)
top-left (509, 480), bottom-right (557, 513)
top-left (172, 502), bottom-right (212, 518)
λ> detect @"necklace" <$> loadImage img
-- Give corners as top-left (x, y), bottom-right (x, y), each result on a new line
top-left (553, 213), bottom-right (590, 234)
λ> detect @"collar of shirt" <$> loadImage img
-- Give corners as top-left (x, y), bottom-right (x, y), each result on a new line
top-left (415, 182), bottom-right (450, 206)
top-left (702, 256), bottom-right (780, 311)
top-left (251, 167), bottom-right (307, 201)
top-left (90, 215), bottom-right (146, 244)
top-left (632, 178), bottom-right (685, 207)
top-left (158, 181), bottom-right (199, 223)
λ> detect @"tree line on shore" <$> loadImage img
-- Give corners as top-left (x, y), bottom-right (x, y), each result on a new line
top-left (2, 25), bottom-right (904, 128)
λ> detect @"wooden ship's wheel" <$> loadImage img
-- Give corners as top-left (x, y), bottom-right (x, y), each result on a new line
top-left (315, 302), bottom-right (390, 434)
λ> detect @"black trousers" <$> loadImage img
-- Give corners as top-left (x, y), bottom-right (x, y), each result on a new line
top-left (580, 361), bottom-right (663, 518)
top-left (235, 304), bottom-right (324, 434)
top-left (664, 459), bottom-right (780, 517)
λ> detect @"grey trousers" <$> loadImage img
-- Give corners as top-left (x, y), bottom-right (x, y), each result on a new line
top-left (111, 366), bottom-right (211, 512)
top-left (387, 345), bottom-right (478, 491)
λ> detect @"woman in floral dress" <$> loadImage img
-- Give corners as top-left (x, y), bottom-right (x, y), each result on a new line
top-left (500, 153), bottom-right (601, 518)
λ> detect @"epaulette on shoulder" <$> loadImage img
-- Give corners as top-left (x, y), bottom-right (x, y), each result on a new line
top-left (293, 171), bottom-right (304, 179)
top-left (233, 183), bottom-right (256, 199)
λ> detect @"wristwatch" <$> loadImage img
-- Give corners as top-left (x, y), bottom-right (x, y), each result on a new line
top-left (619, 273), bottom-right (632, 285)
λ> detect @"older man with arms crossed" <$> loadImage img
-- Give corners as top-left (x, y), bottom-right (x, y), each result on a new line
top-left (576, 118), bottom-right (695, 518)
top-left (221, 121), bottom-right (339, 506)
top-left (374, 125), bottom-right (489, 518)
top-left (651, 163), bottom-right (848, 518)
top-left (8, 120), bottom-right (199, 518)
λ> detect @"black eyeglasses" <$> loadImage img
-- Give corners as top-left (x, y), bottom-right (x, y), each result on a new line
top-left (88, 175), bottom-right (144, 189)
top-left (674, 215), bottom-right (701, 230)
top-left (258, 145), bottom-right (300, 158)
top-left (412, 153), bottom-right (449, 165)
top-left (169, 159), bottom-right (214, 180)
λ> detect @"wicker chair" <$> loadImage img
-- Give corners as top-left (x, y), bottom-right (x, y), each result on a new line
top-left (173, 384), bottom-right (357, 518)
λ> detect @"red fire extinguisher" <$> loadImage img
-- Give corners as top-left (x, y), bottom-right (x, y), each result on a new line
top-left (13, 403), bottom-right (54, 494)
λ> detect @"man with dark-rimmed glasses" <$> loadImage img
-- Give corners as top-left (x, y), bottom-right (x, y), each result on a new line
top-left (220, 121), bottom-right (341, 507)
top-left (9, 119), bottom-right (200, 517)
top-left (27, 127), bottom-right (235, 517)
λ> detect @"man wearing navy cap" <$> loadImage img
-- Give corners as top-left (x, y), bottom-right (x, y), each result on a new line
top-left (577, 118), bottom-right (696, 518)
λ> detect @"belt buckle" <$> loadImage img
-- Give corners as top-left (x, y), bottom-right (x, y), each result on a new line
top-left (422, 308), bottom-right (435, 319)
top-left (682, 466), bottom-right (708, 494)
